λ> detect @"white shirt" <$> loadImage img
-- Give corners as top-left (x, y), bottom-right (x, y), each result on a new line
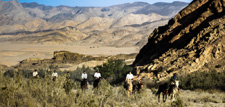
top-left (126, 73), bottom-right (133, 80)
top-left (94, 72), bottom-right (101, 78)
top-left (82, 73), bottom-right (87, 79)
top-left (33, 71), bottom-right (38, 77)
top-left (52, 72), bottom-right (58, 77)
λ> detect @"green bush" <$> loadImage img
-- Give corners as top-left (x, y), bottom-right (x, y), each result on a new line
top-left (180, 70), bottom-right (225, 91)
top-left (70, 65), bottom-right (95, 83)
top-left (96, 59), bottom-right (133, 84)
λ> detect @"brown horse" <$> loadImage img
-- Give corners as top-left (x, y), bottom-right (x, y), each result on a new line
top-left (133, 81), bottom-right (144, 93)
top-left (81, 79), bottom-right (88, 91)
top-left (156, 83), bottom-right (169, 103)
top-left (125, 79), bottom-right (133, 97)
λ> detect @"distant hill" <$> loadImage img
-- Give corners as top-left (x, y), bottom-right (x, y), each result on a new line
top-left (133, 0), bottom-right (225, 80)
top-left (0, 0), bottom-right (188, 47)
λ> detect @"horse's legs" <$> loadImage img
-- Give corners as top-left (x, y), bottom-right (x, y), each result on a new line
top-left (171, 93), bottom-right (175, 101)
top-left (163, 93), bottom-right (167, 102)
top-left (158, 93), bottom-right (160, 102)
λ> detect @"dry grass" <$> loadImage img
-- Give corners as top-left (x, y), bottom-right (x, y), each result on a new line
top-left (0, 70), bottom-right (225, 107)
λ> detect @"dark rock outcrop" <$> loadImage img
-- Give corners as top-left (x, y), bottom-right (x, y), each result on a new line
top-left (133, 0), bottom-right (225, 79)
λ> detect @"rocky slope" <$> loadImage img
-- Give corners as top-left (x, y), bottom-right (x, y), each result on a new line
top-left (133, 0), bottom-right (225, 80)
top-left (0, 0), bottom-right (187, 47)
top-left (16, 51), bottom-right (137, 70)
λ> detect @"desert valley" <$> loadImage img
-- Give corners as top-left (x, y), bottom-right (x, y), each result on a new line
top-left (1, 0), bottom-right (225, 107)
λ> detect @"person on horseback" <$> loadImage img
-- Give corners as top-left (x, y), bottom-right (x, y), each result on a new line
top-left (94, 69), bottom-right (101, 79)
top-left (52, 70), bottom-right (58, 81)
top-left (170, 73), bottom-right (180, 93)
top-left (66, 72), bottom-right (71, 80)
top-left (33, 69), bottom-right (39, 78)
top-left (125, 71), bottom-right (133, 97)
top-left (81, 71), bottom-right (88, 90)
top-left (170, 73), bottom-right (179, 85)
top-left (93, 69), bottom-right (101, 88)
top-left (125, 71), bottom-right (133, 89)
top-left (125, 71), bottom-right (133, 82)
top-left (136, 74), bottom-right (141, 83)
top-left (136, 74), bottom-right (144, 92)
top-left (82, 70), bottom-right (88, 80)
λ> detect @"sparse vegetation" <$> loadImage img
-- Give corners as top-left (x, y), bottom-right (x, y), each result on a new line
top-left (0, 70), bottom-right (152, 107)
top-left (1, 66), bottom-right (225, 106)
top-left (180, 70), bottom-right (225, 91)
top-left (171, 97), bottom-right (184, 107)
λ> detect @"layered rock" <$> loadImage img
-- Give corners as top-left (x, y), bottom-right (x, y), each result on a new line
top-left (133, 0), bottom-right (225, 80)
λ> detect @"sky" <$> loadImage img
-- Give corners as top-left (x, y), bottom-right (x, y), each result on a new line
top-left (18, 0), bottom-right (192, 7)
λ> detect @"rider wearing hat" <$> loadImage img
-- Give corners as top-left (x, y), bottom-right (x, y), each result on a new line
top-left (170, 73), bottom-right (180, 92)
top-left (170, 73), bottom-right (178, 85)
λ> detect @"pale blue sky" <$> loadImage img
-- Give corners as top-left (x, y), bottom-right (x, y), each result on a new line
top-left (18, 0), bottom-right (192, 7)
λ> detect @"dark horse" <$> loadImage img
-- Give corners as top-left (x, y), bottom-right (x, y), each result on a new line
top-left (93, 78), bottom-right (101, 89)
top-left (81, 79), bottom-right (88, 91)
top-left (156, 83), bottom-right (169, 103)
top-left (133, 81), bottom-right (144, 93)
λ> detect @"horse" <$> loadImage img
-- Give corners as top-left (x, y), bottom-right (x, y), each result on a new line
top-left (133, 81), bottom-right (144, 93)
top-left (156, 83), bottom-right (169, 103)
top-left (81, 79), bottom-right (88, 91)
top-left (126, 79), bottom-right (133, 97)
top-left (93, 78), bottom-right (101, 89)
top-left (168, 80), bottom-right (179, 101)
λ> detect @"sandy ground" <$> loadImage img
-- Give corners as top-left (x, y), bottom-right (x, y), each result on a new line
top-left (0, 42), bottom-right (139, 66)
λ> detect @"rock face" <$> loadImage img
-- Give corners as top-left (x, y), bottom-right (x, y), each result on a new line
top-left (133, 0), bottom-right (225, 79)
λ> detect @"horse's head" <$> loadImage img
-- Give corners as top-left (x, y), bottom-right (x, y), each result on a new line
top-left (175, 80), bottom-right (179, 88)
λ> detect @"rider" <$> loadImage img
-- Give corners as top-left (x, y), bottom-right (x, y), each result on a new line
top-left (81, 71), bottom-right (88, 89)
top-left (82, 71), bottom-right (88, 80)
top-left (52, 70), bottom-right (58, 81)
top-left (66, 72), bottom-right (71, 80)
top-left (170, 73), bottom-right (179, 85)
top-left (125, 71), bottom-right (133, 82)
top-left (33, 69), bottom-right (39, 78)
top-left (170, 73), bottom-right (180, 92)
top-left (93, 69), bottom-right (101, 88)
top-left (94, 69), bottom-right (101, 79)
top-left (136, 74), bottom-right (144, 91)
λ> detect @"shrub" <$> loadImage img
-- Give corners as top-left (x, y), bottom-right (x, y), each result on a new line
top-left (180, 70), bottom-right (225, 91)
top-left (95, 59), bottom-right (133, 84)
top-left (70, 65), bottom-right (95, 83)
top-left (171, 97), bottom-right (184, 107)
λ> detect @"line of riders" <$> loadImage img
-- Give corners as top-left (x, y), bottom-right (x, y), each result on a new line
top-left (32, 69), bottom-right (180, 100)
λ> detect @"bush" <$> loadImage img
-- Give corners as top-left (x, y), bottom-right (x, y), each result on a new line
top-left (180, 70), bottom-right (225, 91)
top-left (171, 97), bottom-right (184, 107)
top-left (70, 65), bottom-right (95, 83)
top-left (95, 59), bottom-right (133, 84)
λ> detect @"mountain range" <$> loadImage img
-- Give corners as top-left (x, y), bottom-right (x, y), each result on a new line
top-left (0, 0), bottom-right (188, 47)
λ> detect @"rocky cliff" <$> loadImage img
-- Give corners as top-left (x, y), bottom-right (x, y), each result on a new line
top-left (133, 0), bottom-right (225, 79)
